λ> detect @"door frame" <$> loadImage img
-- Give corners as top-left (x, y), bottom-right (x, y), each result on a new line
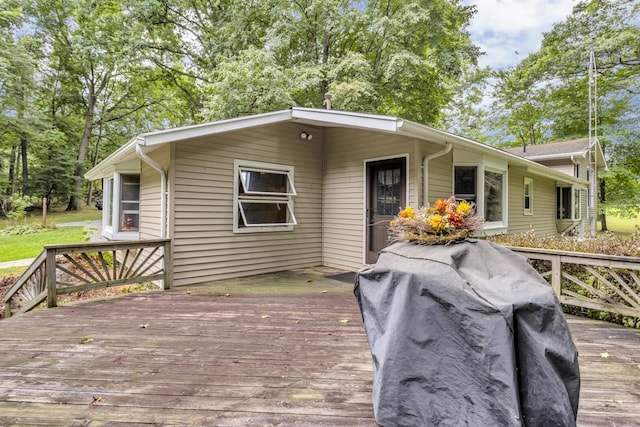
top-left (363, 154), bottom-right (409, 265)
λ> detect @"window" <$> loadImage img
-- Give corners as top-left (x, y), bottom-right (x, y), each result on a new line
top-left (587, 169), bottom-right (593, 208)
top-left (524, 177), bottom-right (533, 215)
top-left (453, 165), bottom-right (506, 228)
top-left (102, 173), bottom-right (140, 240)
top-left (454, 166), bottom-right (477, 202)
top-left (234, 160), bottom-right (297, 232)
top-left (484, 170), bottom-right (503, 222)
top-left (556, 187), bottom-right (573, 220)
top-left (574, 188), bottom-right (581, 220)
top-left (104, 178), bottom-right (114, 228)
top-left (119, 174), bottom-right (140, 231)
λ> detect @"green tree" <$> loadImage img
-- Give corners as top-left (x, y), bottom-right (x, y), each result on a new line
top-left (29, 0), bottom-right (176, 210)
top-left (483, 0), bottom-right (640, 225)
top-left (141, 0), bottom-right (480, 124)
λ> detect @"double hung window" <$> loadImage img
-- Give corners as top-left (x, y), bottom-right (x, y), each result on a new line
top-left (524, 177), bottom-right (533, 215)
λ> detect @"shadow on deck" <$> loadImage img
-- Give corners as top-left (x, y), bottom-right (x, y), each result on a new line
top-left (0, 268), bottom-right (638, 426)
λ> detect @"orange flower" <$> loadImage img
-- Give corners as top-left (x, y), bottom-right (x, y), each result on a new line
top-left (447, 212), bottom-right (464, 227)
top-left (390, 220), bottom-right (397, 227)
top-left (434, 199), bottom-right (449, 213)
top-left (399, 207), bottom-right (415, 219)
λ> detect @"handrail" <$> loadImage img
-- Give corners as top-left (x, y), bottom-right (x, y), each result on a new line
top-left (508, 246), bottom-right (640, 321)
top-left (4, 239), bottom-right (172, 318)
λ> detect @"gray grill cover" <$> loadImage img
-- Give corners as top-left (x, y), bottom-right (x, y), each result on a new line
top-left (355, 240), bottom-right (580, 427)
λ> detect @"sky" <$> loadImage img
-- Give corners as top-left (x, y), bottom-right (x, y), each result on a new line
top-left (462, 0), bottom-right (578, 69)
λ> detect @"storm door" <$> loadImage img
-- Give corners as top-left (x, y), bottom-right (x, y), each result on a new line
top-left (366, 158), bottom-right (406, 264)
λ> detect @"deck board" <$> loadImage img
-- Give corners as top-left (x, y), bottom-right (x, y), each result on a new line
top-left (1, 269), bottom-right (639, 426)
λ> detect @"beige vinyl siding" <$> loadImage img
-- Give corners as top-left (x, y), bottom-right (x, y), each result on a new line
top-left (506, 167), bottom-right (558, 235)
top-left (322, 128), bottom-right (418, 271)
top-left (170, 123), bottom-right (322, 286)
top-left (423, 147), bottom-right (453, 204)
top-left (140, 145), bottom-right (170, 239)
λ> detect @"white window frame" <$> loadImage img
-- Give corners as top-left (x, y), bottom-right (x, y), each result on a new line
top-left (574, 187), bottom-right (581, 220)
top-left (102, 172), bottom-right (140, 241)
top-left (483, 166), bottom-right (508, 229)
top-left (524, 177), bottom-right (533, 216)
top-left (557, 185), bottom-right (580, 220)
top-left (233, 160), bottom-right (297, 233)
top-left (453, 163), bottom-right (508, 233)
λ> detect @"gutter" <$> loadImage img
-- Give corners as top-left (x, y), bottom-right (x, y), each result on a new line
top-left (135, 138), bottom-right (168, 239)
top-left (423, 143), bottom-right (452, 205)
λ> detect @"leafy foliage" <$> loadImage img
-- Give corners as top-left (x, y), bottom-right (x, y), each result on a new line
top-left (488, 228), bottom-right (640, 257)
top-left (0, 224), bottom-right (49, 236)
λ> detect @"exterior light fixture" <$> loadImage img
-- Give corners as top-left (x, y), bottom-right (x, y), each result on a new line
top-left (300, 132), bottom-right (313, 141)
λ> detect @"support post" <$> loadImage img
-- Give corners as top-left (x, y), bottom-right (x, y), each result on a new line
top-left (42, 197), bottom-right (47, 228)
top-left (163, 239), bottom-right (173, 290)
top-left (46, 248), bottom-right (58, 308)
top-left (551, 256), bottom-right (562, 298)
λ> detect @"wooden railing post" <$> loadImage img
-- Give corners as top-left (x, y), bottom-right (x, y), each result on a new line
top-left (551, 256), bottom-right (562, 298)
top-left (5, 300), bottom-right (11, 318)
top-left (163, 239), bottom-right (173, 290)
top-left (46, 248), bottom-right (57, 308)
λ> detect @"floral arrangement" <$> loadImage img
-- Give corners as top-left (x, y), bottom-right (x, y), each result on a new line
top-left (389, 196), bottom-right (484, 244)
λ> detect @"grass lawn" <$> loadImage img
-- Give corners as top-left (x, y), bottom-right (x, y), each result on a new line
top-left (0, 226), bottom-right (86, 262)
top-left (601, 214), bottom-right (640, 235)
top-left (0, 206), bottom-right (102, 230)
top-left (0, 265), bottom-right (26, 278)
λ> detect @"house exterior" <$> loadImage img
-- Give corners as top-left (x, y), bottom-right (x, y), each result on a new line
top-left (505, 138), bottom-right (607, 236)
top-left (85, 108), bottom-right (598, 287)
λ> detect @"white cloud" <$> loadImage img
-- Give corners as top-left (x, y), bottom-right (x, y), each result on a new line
top-left (463, 0), bottom-right (577, 69)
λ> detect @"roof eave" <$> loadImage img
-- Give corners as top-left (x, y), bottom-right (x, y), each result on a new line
top-left (397, 120), bottom-right (584, 186)
top-left (142, 110), bottom-right (295, 146)
top-left (84, 138), bottom-right (138, 180)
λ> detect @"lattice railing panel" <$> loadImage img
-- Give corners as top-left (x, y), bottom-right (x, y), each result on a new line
top-left (509, 246), bottom-right (640, 320)
top-left (3, 239), bottom-right (172, 318)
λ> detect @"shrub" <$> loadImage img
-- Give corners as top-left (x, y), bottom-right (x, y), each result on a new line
top-left (488, 229), bottom-right (640, 328)
top-left (0, 224), bottom-right (56, 236)
top-left (487, 228), bottom-right (640, 257)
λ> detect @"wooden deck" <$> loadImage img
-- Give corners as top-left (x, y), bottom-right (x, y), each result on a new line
top-left (0, 268), bottom-right (639, 426)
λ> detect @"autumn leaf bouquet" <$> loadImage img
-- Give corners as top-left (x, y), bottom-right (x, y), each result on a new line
top-left (389, 196), bottom-right (484, 244)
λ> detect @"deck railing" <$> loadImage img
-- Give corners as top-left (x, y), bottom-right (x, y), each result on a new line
top-left (509, 246), bottom-right (640, 320)
top-left (3, 239), bottom-right (172, 318)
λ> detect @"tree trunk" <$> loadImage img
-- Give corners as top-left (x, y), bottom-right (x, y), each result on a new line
top-left (66, 83), bottom-right (96, 211)
top-left (86, 120), bottom-right (104, 206)
top-left (599, 177), bottom-right (607, 231)
top-left (20, 132), bottom-right (28, 195)
top-left (8, 144), bottom-right (17, 196)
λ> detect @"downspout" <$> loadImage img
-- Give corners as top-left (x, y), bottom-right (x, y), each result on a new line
top-left (135, 138), bottom-right (168, 239)
top-left (570, 154), bottom-right (585, 238)
top-left (422, 142), bottom-right (452, 205)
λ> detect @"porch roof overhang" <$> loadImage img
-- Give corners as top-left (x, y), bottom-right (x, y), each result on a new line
top-left (85, 107), bottom-right (584, 187)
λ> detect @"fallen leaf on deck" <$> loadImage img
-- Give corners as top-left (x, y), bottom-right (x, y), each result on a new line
top-left (79, 337), bottom-right (93, 344)
top-left (140, 324), bottom-right (149, 328)
top-left (295, 320), bottom-right (301, 324)
top-left (338, 319), bottom-right (350, 324)
top-left (91, 396), bottom-right (102, 405)
top-left (224, 293), bottom-right (231, 297)
top-left (261, 315), bottom-right (271, 319)
top-left (600, 352), bottom-right (609, 358)
top-left (320, 290), bottom-right (328, 294)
